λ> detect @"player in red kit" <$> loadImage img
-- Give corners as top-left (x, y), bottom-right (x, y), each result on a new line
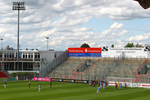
top-left (93, 82), bottom-right (95, 87)
top-left (98, 81), bottom-right (100, 87)
top-left (115, 82), bottom-right (117, 89)
top-left (29, 81), bottom-right (31, 88)
top-left (105, 81), bottom-right (107, 88)
top-left (125, 83), bottom-right (127, 88)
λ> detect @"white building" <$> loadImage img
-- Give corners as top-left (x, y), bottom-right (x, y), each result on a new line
top-left (0, 46), bottom-right (64, 74)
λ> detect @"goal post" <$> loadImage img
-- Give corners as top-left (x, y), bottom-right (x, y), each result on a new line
top-left (107, 77), bottom-right (134, 87)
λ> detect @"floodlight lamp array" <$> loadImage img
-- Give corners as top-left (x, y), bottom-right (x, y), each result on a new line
top-left (13, 2), bottom-right (25, 10)
top-left (46, 37), bottom-right (49, 39)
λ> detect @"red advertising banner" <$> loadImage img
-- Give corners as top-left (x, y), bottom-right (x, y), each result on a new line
top-left (68, 48), bottom-right (101, 53)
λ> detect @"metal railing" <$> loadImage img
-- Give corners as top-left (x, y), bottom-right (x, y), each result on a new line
top-left (39, 50), bottom-right (68, 77)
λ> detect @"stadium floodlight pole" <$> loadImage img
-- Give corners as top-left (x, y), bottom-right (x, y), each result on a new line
top-left (0, 38), bottom-right (3, 50)
top-left (46, 37), bottom-right (49, 51)
top-left (12, 2), bottom-right (25, 61)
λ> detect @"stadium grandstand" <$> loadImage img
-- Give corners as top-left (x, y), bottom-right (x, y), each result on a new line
top-left (39, 45), bottom-right (150, 86)
top-left (1, 45), bottom-right (150, 87)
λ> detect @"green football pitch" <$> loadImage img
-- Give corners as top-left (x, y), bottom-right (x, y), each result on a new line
top-left (0, 81), bottom-right (150, 100)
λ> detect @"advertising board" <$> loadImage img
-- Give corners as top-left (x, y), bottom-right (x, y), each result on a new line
top-left (34, 77), bottom-right (51, 82)
top-left (68, 48), bottom-right (101, 57)
top-left (102, 48), bottom-right (148, 58)
top-left (108, 81), bottom-right (150, 88)
top-left (51, 78), bottom-right (88, 84)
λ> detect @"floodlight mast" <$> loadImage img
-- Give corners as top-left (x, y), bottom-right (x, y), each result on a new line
top-left (46, 37), bottom-right (49, 51)
top-left (12, 2), bottom-right (25, 62)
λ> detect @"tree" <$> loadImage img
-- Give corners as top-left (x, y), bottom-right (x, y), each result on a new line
top-left (125, 43), bottom-right (143, 48)
top-left (125, 43), bottom-right (134, 47)
top-left (135, 43), bottom-right (143, 47)
top-left (111, 44), bottom-right (114, 48)
top-left (80, 43), bottom-right (90, 48)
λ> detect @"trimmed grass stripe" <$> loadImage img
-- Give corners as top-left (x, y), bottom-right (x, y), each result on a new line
top-left (0, 81), bottom-right (150, 100)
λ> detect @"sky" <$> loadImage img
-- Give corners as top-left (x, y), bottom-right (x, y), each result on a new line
top-left (0, 0), bottom-right (150, 51)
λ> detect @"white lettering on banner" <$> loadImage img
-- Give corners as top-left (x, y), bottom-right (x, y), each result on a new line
top-left (71, 80), bottom-right (74, 82)
top-left (69, 50), bottom-right (101, 53)
top-left (110, 48), bottom-right (142, 50)
top-left (69, 50), bottom-right (83, 53)
top-left (109, 48), bottom-right (143, 53)
top-left (116, 51), bottom-right (135, 53)
top-left (34, 77), bottom-right (51, 82)
top-left (87, 50), bottom-right (101, 53)
top-left (141, 84), bottom-right (150, 87)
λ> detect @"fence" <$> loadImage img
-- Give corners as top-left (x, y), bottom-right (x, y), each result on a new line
top-left (39, 50), bottom-right (68, 77)
top-left (0, 77), bottom-right (15, 82)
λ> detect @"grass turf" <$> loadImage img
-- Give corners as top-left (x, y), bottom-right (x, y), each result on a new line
top-left (0, 81), bottom-right (150, 100)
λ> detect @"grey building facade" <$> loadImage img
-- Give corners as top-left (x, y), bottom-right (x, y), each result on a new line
top-left (0, 46), bottom-right (64, 74)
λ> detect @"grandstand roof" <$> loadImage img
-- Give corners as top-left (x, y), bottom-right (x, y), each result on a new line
top-left (134, 0), bottom-right (150, 9)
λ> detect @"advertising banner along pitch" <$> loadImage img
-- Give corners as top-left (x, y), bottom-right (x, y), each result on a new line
top-left (34, 77), bottom-right (51, 82)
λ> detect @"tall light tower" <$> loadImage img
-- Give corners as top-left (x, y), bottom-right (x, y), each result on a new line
top-left (12, 2), bottom-right (25, 61)
top-left (0, 38), bottom-right (3, 50)
top-left (46, 37), bottom-right (49, 51)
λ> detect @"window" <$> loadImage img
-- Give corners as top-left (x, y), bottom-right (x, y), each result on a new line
top-left (35, 64), bottom-right (40, 67)
top-left (28, 53), bottom-right (30, 58)
top-left (31, 53), bottom-right (33, 58)
top-left (35, 53), bottom-right (37, 58)
top-left (23, 54), bottom-right (25, 58)
top-left (7, 53), bottom-right (9, 58)
top-left (28, 53), bottom-right (33, 58)
top-left (38, 53), bottom-right (40, 58)
top-left (4, 53), bottom-right (6, 58)
top-left (0, 53), bottom-right (2, 58)
top-left (12, 53), bottom-right (14, 58)
top-left (23, 53), bottom-right (27, 58)
top-left (4, 63), bottom-right (8, 70)
top-left (35, 53), bottom-right (40, 58)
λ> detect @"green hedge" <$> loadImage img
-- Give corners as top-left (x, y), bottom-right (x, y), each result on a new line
top-left (10, 72), bottom-right (38, 77)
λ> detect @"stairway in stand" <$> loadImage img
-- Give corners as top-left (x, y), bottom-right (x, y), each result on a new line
top-left (0, 71), bottom-right (9, 78)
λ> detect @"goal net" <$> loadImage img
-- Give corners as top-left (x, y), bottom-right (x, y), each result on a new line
top-left (107, 77), bottom-right (150, 88)
top-left (107, 77), bottom-right (134, 87)
top-left (107, 77), bottom-right (133, 83)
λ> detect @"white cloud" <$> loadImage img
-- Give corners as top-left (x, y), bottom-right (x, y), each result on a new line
top-left (0, 0), bottom-right (149, 50)
top-left (0, 28), bottom-right (7, 33)
top-left (110, 23), bottom-right (123, 29)
top-left (39, 28), bottom-right (58, 37)
top-left (73, 27), bottom-right (92, 32)
top-left (127, 34), bottom-right (149, 41)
